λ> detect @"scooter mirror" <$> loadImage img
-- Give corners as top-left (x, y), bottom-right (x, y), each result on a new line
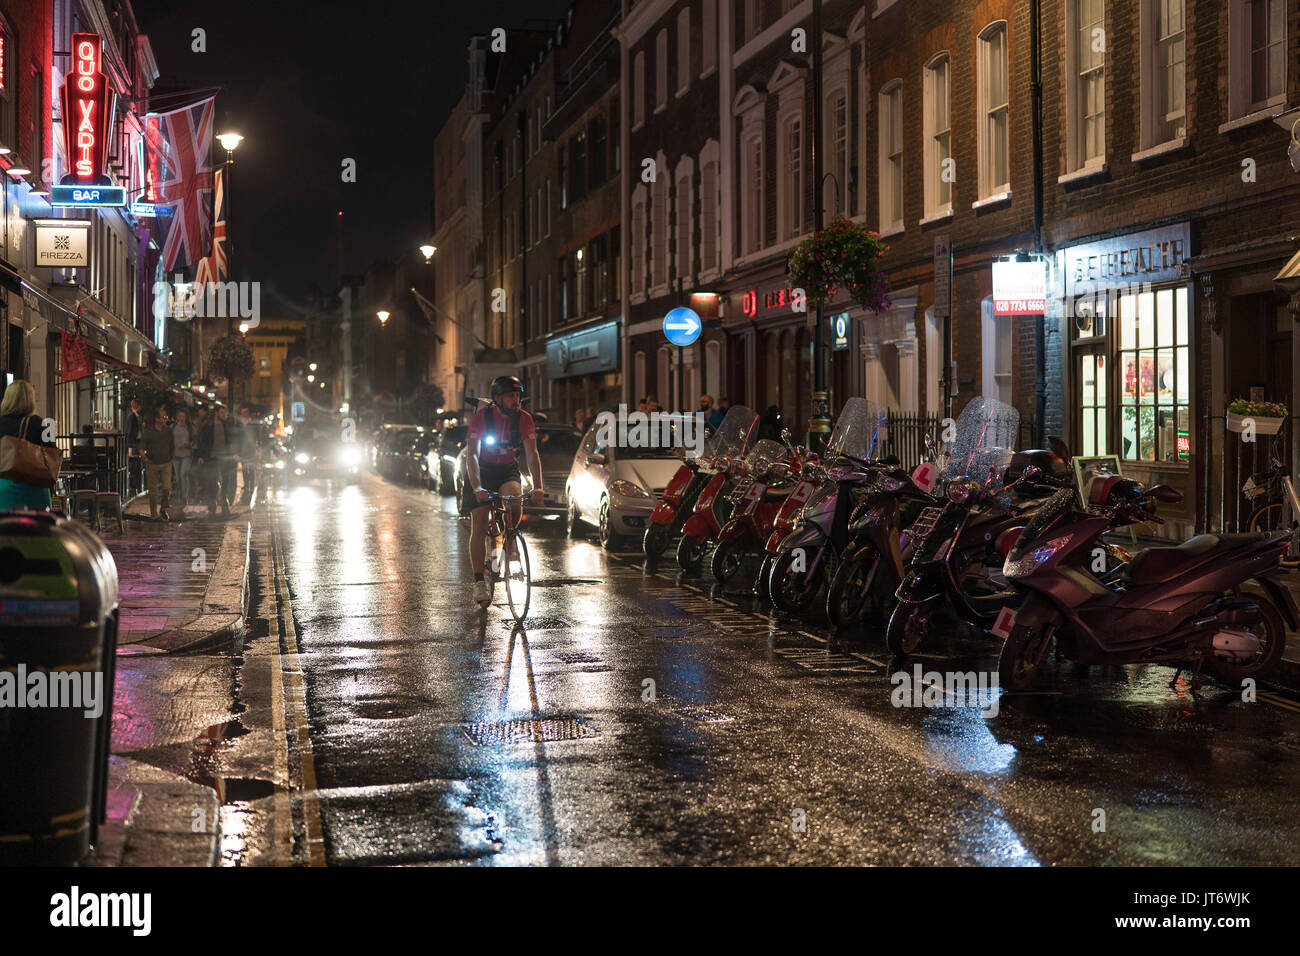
top-left (1018, 465), bottom-right (1043, 485)
top-left (780, 427), bottom-right (794, 445)
top-left (1146, 484), bottom-right (1183, 504)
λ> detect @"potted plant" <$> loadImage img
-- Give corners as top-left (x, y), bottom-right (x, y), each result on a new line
top-left (786, 219), bottom-right (893, 313)
top-left (1227, 398), bottom-right (1288, 435)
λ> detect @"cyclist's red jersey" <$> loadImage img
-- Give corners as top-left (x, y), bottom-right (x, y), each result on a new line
top-left (468, 404), bottom-right (536, 465)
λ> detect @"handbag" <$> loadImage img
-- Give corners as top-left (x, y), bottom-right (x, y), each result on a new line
top-left (0, 416), bottom-right (63, 489)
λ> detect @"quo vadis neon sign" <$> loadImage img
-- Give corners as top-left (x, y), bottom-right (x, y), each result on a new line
top-left (59, 33), bottom-right (113, 184)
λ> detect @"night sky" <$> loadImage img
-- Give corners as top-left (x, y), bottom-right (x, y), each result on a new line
top-left (131, 0), bottom-right (570, 308)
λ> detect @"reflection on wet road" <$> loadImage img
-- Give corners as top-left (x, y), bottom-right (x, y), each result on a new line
top-left (220, 473), bottom-right (1300, 865)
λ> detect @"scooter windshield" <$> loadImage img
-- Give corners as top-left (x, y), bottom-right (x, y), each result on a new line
top-left (701, 405), bottom-right (759, 459)
top-left (825, 397), bottom-right (887, 462)
top-left (939, 396), bottom-right (1019, 486)
top-left (744, 439), bottom-right (787, 469)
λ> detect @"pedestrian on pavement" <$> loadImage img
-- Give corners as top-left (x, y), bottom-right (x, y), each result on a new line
top-left (573, 406), bottom-right (589, 433)
top-left (645, 394), bottom-right (662, 413)
top-left (0, 380), bottom-right (56, 510)
top-left (236, 406), bottom-right (258, 505)
top-left (196, 406), bottom-right (238, 516)
top-left (125, 397), bottom-right (144, 497)
top-left (707, 396), bottom-right (729, 429)
top-left (757, 405), bottom-right (784, 443)
top-left (172, 408), bottom-right (194, 514)
top-left (141, 409), bottom-right (175, 520)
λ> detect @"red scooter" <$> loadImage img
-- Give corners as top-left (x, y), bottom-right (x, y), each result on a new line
top-left (710, 440), bottom-right (797, 587)
top-left (644, 405), bottom-right (757, 558)
top-left (677, 454), bottom-right (740, 574)
top-left (756, 446), bottom-right (823, 602)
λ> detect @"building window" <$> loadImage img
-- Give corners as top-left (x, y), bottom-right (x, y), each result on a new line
top-left (611, 226), bottom-right (621, 302)
top-left (923, 53), bottom-right (951, 218)
top-left (633, 51), bottom-right (645, 128)
top-left (977, 23), bottom-right (1009, 198)
top-left (824, 88), bottom-right (849, 218)
top-left (744, 0), bottom-right (762, 42)
top-left (589, 112), bottom-right (607, 186)
top-left (575, 248), bottom-right (587, 316)
top-left (677, 8), bottom-right (691, 96)
top-left (1140, 0), bottom-right (1185, 147)
top-left (1070, 0), bottom-right (1106, 167)
top-left (981, 297), bottom-right (1013, 404)
top-left (559, 144), bottom-right (568, 209)
top-left (570, 131), bottom-right (587, 202)
top-left (702, 0), bottom-right (717, 75)
top-left (0, 18), bottom-right (16, 153)
top-left (1230, 0), bottom-right (1286, 117)
top-left (1119, 286), bottom-right (1190, 462)
top-left (651, 170), bottom-right (668, 290)
top-left (779, 114), bottom-right (802, 240)
top-left (699, 143), bottom-right (720, 274)
top-left (561, 255), bottom-right (570, 319)
top-left (878, 81), bottom-right (903, 231)
top-left (527, 194), bottom-right (535, 247)
top-left (591, 235), bottom-right (608, 309)
top-left (655, 29), bottom-right (668, 111)
top-left (742, 134), bottom-right (764, 254)
top-left (676, 169), bottom-right (693, 281)
top-left (630, 188), bottom-right (646, 297)
top-left (546, 180), bottom-right (552, 235)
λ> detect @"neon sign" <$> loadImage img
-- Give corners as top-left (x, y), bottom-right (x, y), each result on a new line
top-left (59, 33), bottom-right (112, 184)
top-left (0, 33), bottom-right (6, 93)
top-left (741, 290), bottom-right (757, 318)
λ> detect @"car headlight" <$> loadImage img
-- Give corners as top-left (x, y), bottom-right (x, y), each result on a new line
top-left (610, 479), bottom-right (651, 499)
top-left (294, 452), bottom-right (311, 465)
top-left (338, 445), bottom-right (362, 466)
top-left (1003, 534), bottom-right (1072, 579)
top-left (275, 460), bottom-right (286, 470)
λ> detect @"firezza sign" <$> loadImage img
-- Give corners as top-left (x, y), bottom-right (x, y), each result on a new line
top-left (60, 33), bottom-right (112, 184)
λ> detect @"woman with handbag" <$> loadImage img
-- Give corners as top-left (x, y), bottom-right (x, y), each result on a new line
top-left (0, 380), bottom-right (60, 510)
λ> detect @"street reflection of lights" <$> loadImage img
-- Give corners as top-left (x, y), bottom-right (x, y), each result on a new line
top-left (289, 486), bottom-right (321, 573)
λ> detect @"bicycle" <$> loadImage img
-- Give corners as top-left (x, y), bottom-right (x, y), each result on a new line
top-left (484, 492), bottom-right (532, 622)
top-left (1243, 434), bottom-right (1300, 569)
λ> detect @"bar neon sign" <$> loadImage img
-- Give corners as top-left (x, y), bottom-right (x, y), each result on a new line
top-left (59, 33), bottom-right (112, 184)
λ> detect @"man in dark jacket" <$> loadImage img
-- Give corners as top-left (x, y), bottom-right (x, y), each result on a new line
top-left (125, 398), bottom-right (144, 496)
top-left (195, 406), bottom-right (238, 516)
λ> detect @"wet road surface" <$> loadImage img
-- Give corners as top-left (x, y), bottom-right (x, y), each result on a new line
top-left (124, 472), bottom-right (1300, 865)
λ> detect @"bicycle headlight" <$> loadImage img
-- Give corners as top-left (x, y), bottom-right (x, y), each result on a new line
top-left (1003, 534), bottom-right (1073, 579)
top-left (610, 479), bottom-right (651, 499)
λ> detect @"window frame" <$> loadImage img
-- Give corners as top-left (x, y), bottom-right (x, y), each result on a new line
top-left (778, 110), bottom-right (803, 241)
top-left (655, 28), bottom-right (668, 113)
top-left (877, 79), bottom-right (904, 234)
top-left (1228, 0), bottom-right (1287, 119)
top-left (976, 22), bottom-right (1010, 201)
top-left (676, 7), bottom-right (691, 97)
top-left (741, 131), bottom-right (765, 256)
top-left (1138, 0), bottom-right (1186, 150)
top-left (633, 51), bottom-right (646, 129)
top-left (922, 52), bottom-right (952, 220)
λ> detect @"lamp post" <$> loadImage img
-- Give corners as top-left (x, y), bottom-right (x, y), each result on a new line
top-left (216, 131), bottom-right (243, 406)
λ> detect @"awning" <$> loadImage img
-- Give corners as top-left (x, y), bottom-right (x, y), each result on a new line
top-left (1275, 246), bottom-right (1300, 293)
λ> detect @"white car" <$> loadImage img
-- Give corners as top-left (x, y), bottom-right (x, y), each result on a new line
top-left (565, 422), bottom-right (681, 549)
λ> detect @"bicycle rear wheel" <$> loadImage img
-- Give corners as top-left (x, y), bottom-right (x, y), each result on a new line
top-left (1249, 503), bottom-right (1300, 568)
top-left (503, 529), bottom-right (531, 622)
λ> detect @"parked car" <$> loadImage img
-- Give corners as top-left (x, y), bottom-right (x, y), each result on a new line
top-left (427, 423), bottom-right (467, 493)
top-left (451, 423), bottom-right (581, 515)
top-left (565, 422), bottom-right (682, 548)
top-left (373, 424), bottom-right (425, 481)
top-left (289, 425), bottom-right (364, 483)
top-left (390, 429), bottom-right (433, 485)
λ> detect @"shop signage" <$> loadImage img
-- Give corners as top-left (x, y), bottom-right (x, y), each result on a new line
top-left (34, 219), bottom-right (89, 267)
top-left (992, 260), bottom-right (1046, 315)
top-left (50, 184), bottom-right (125, 207)
top-left (129, 201), bottom-right (158, 217)
top-left (59, 331), bottom-right (93, 382)
top-left (1064, 223), bottom-right (1191, 297)
top-left (546, 320), bottom-right (620, 379)
top-left (741, 290), bottom-right (757, 317)
top-left (59, 33), bottom-right (113, 185)
top-left (0, 32), bottom-right (6, 94)
top-left (830, 312), bottom-right (851, 351)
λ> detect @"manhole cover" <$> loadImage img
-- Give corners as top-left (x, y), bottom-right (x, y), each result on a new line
top-left (551, 651), bottom-right (603, 664)
top-left (500, 617), bottom-right (572, 629)
top-left (678, 706), bottom-right (735, 723)
top-left (462, 717), bottom-right (599, 745)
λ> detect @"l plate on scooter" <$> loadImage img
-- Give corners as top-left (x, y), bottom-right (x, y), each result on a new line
top-left (912, 461), bottom-right (938, 495)
top-left (991, 605), bottom-right (1017, 639)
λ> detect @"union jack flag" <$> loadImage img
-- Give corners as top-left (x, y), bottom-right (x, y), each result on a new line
top-left (151, 97), bottom-right (215, 272)
top-left (194, 167), bottom-right (227, 286)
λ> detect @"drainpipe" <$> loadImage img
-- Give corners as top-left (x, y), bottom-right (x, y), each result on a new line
top-left (1030, 0), bottom-right (1047, 446)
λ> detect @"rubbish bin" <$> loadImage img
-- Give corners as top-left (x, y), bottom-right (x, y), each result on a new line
top-left (0, 510), bottom-right (119, 865)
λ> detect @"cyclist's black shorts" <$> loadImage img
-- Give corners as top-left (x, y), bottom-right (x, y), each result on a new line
top-left (479, 462), bottom-right (522, 496)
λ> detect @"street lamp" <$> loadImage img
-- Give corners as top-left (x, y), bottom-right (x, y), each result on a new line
top-left (420, 244), bottom-right (436, 262)
top-left (377, 310), bottom-right (390, 326)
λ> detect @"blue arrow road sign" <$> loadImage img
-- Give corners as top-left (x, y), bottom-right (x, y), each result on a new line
top-left (663, 307), bottom-right (702, 347)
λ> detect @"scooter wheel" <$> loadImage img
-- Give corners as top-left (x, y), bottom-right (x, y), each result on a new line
top-left (1203, 594), bottom-right (1286, 688)
top-left (643, 522), bottom-right (672, 558)
top-left (755, 554), bottom-right (775, 603)
top-left (677, 534), bottom-right (708, 575)
top-left (827, 555), bottom-right (878, 628)
top-left (884, 603), bottom-right (928, 656)
top-left (768, 546), bottom-right (826, 614)
top-left (711, 540), bottom-right (748, 585)
top-left (997, 612), bottom-right (1056, 692)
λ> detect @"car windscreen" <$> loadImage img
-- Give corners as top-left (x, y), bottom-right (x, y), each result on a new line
top-left (536, 428), bottom-right (581, 460)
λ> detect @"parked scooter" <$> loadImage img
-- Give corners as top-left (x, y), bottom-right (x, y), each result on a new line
top-left (883, 396), bottom-right (1067, 655)
top-left (997, 476), bottom-right (1300, 691)
top-left (755, 440), bottom-right (823, 603)
top-left (644, 405), bottom-right (758, 558)
top-left (677, 450), bottom-right (745, 574)
top-left (710, 439), bottom-right (799, 587)
top-left (767, 398), bottom-right (888, 613)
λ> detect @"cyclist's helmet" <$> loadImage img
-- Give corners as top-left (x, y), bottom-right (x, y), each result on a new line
top-left (490, 375), bottom-right (525, 397)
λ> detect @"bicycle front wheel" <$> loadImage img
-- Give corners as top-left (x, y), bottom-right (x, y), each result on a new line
top-left (503, 530), bottom-right (531, 622)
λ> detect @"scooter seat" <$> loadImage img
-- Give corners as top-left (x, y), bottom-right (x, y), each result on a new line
top-left (1123, 533), bottom-right (1270, 585)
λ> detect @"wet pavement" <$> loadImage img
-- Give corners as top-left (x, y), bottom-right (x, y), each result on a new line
top-left (117, 472), bottom-right (1300, 866)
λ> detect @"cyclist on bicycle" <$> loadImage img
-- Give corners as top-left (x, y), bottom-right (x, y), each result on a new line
top-left (467, 375), bottom-right (545, 606)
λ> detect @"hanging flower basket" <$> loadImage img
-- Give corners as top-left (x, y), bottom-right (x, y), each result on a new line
top-left (207, 335), bottom-right (255, 383)
top-left (1226, 398), bottom-right (1287, 435)
top-left (786, 219), bottom-right (893, 313)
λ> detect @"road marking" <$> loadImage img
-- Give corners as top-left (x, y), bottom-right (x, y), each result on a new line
top-left (271, 509), bottom-right (328, 867)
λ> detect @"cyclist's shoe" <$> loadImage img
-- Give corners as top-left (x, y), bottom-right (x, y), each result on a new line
top-left (474, 579), bottom-right (490, 606)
